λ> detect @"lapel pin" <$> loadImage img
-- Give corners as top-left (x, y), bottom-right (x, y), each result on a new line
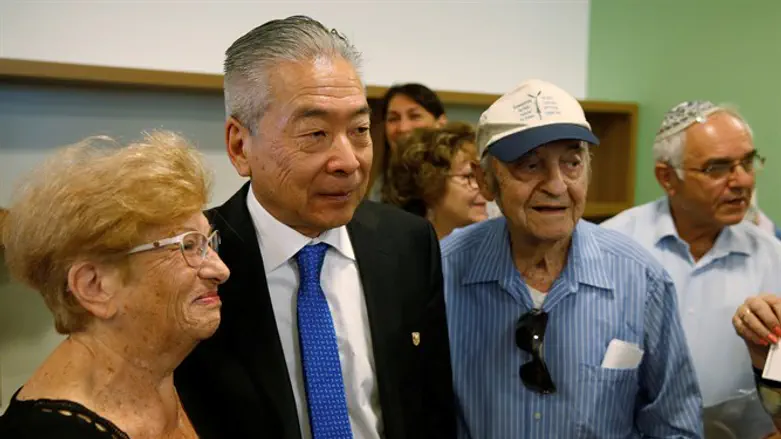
top-left (412, 332), bottom-right (420, 346)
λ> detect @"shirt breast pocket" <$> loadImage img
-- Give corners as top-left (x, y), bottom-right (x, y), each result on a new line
top-left (575, 363), bottom-right (639, 439)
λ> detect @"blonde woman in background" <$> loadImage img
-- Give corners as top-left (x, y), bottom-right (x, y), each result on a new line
top-left (383, 122), bottom-right (489, 239)
top-left (0, 131), bottom-right (229, 438)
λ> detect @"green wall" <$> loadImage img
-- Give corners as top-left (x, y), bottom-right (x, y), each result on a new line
top-left (587, 0), bottom-right (781, 221)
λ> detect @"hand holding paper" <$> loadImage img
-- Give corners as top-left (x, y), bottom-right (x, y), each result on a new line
top-left (733, 294), bottom-right (781, 371)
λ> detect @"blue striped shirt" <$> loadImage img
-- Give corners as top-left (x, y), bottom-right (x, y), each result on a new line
top-left (441, 218), bottom-right (703, 438)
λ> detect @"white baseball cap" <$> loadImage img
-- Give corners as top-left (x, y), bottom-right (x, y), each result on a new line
top-left (476, 79), bottom-right (599, 163)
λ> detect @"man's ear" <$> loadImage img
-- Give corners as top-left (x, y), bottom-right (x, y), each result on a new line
top-left (473, 161), bottom-right (496, 202)
top-left (226, 117), bottom-right (253, 178)
top-left (654, 161), bottom-right (678, 196)
top-left (66, 262), bottom-right (122, 321)
top-left (435, 114), bottom-right (448, 128)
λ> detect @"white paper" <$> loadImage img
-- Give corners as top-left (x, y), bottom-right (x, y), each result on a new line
top-left (601, 339), bottom-right (644, 369)
top-left (762, 343), bottom-right (781, 382)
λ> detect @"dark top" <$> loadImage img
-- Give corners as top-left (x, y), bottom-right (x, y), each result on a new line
top-left (0, 388), bottom-right (128, 439)
top-left (175, 183), bottom-right (457, 439)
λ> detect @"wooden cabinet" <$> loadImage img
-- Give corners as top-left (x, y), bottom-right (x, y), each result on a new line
top-left (581, 101), bottom-right (638, 221)
top-left (366, 87), bottom-right (638, 220)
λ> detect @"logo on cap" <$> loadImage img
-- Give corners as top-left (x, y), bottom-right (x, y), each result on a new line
top-left (512, 90), bottom-right (562, 122)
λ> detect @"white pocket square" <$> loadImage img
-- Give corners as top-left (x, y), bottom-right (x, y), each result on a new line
top-left (601, 339), bottom-right (644, 369)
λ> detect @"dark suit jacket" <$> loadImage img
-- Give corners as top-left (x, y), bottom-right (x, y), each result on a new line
top-left (175, 183), bottom-right (456, 438)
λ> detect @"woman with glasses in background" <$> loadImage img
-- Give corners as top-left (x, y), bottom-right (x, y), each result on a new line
top-left (0, 131), bottom-right (229, 438)
top-left (383, 122), bottom-right (488, 240)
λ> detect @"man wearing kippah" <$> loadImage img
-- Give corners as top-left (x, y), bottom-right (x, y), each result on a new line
top-left (441, 79), bottom-right (702, 438)
top-left (602, 101), bottom-right (781, 437)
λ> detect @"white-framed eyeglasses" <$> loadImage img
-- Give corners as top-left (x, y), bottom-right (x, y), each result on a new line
top-left (127, 230), bottom-right (220, 268)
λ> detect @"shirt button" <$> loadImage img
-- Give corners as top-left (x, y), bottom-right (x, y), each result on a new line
top-left (534, 412), bottom-right (541, 420)
top-left (688, 308), bottom-right (695, 314)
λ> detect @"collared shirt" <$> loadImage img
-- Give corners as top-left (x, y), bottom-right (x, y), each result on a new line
top-left (246, 190), bottom-right (382, 439)
top-left (603, 197), bottom-right (781, 436)
top-left (441, 218), bottom-right (703, 439)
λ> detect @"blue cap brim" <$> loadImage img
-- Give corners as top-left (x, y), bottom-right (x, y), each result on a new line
top-left (486, 123), bottom-right (600, 163)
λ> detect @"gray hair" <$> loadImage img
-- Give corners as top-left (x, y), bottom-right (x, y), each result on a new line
top-left (480, 153), bottom-right (498, 190)
top-left (479, 153), bottom-right (503, 213)
top-left (652, 105), bottom-right (753, 179)
top-left (223, 15), bottom-right (363, 133)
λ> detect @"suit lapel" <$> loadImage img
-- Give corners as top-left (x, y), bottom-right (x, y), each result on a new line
top-left (347, 204), bottom-right (406, 439)
top-left (211, 193), bottom-right (406, 439)
top-left (210, 183), bottom-right (302, 439)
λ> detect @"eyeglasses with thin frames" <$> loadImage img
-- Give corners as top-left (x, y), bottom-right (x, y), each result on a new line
top-left (449, 172), bottom-right (479, 189)
top-left (127, 230), bottom-right (220, 268)
top-left (675, 152), bottom-right (765, 180)
top-left (515, 308), bottom-right (556, 394)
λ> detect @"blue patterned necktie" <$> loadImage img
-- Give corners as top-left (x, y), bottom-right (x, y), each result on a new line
top-left (296, 243), bottom-right (353, 439)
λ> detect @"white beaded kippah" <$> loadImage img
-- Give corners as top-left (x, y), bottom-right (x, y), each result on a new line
top-left (655, 100), bottom-right (720, 142)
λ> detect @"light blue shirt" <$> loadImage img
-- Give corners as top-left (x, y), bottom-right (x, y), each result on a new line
top-left (602, 197), bottom-right (781, 436)
top-left (441, 218), bottom-right (703, 439)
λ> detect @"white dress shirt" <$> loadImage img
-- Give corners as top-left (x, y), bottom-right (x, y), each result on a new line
top-left (246, 190), bottom-right (382, 439)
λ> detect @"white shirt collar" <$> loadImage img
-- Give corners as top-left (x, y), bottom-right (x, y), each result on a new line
top-left (245, 188), bottom-right (355, 274)
top-left (652, 197), bottom-right (751, 257)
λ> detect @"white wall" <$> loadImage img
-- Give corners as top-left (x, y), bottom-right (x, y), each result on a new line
top-left (0, 1), bottom-right (591, 96)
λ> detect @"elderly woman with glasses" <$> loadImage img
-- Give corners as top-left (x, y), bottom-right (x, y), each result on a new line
top-left (0, 131), bottom-right (229, 439)
top-left (383, 122), bottom-right (488, 240)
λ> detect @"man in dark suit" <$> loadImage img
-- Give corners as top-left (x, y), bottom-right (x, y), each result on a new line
top-left (174, 15), bottom-right (456, 439)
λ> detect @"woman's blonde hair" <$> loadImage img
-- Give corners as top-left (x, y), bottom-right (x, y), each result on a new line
top-left (383, 122), bottom-right (476, 216)
top-left (2, 130), bottom-right (212, 334)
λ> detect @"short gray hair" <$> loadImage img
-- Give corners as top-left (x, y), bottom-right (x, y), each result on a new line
top-left (223, 15), bottom-right (363, 133)
top-left (652, 106), bottom-right (753, 178)
top-left (480, 153), bottom-right (498, 190)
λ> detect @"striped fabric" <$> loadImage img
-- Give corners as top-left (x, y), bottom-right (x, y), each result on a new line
top-left (441, 218), bottom-right (703, 438)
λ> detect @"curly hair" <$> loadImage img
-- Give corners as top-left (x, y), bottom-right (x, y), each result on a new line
top-left (383, 122), bottom-right (477, 216)
top-left (2, 130), bottom-right (212, 334)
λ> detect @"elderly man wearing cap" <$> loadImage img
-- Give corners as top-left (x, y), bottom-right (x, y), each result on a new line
top-left (602, 101), bottom-right (781, 438)
top-left (441, 79), bottom-right (702, 438)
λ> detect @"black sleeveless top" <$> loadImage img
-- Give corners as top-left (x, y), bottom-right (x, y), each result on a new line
top-left (0, 388), bottom-right (129, 439)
